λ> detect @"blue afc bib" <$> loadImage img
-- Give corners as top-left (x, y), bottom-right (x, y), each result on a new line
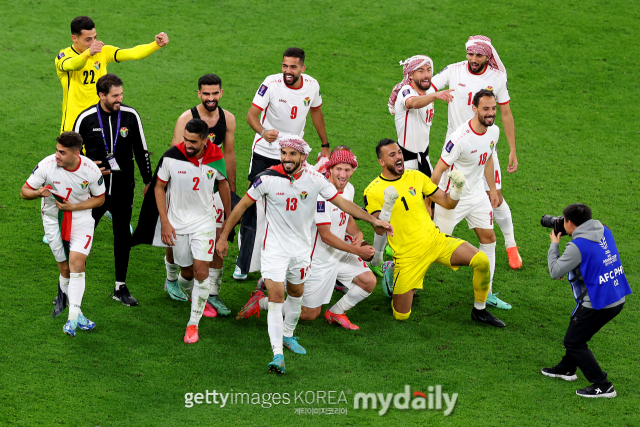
top-left (570, 227), bottom-right (632, 311)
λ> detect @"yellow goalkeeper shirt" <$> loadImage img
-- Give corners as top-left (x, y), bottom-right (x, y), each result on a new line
top-left (55, 41), bottom-right (160, 133)
top-left (363, 169), bottom-right (440, 259)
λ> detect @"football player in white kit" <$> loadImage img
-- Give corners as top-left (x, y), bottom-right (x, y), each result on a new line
top-left (235, 47), bottom-right (332, 280)
top-left (431, 90), bottom-right (510, 310)
top-left (217, 136), bottom-right (392, 374)
top-left (21, 132), bottom-right (105, 337)
top-left (431, 35), bottom-right (523, 272)
top-left (154, 119), bottom-right (231, 344)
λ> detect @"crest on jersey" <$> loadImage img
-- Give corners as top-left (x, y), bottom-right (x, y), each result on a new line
top-left (258, 84), bottom-right (268, 96)
top-left (402, 89), bottom-right (411, 97)
top-left (486, 86), bottom-right (494, 91)
top-left (300, 191), bottom-right (308, 200)
top-left (81, 180), bottom-right (89, 189)
top-left (303, 97), bottom-right (310, 107)
top-left (490, 141), bottom-right (495, 151)
top-left (94, 61), bottom-right (101, 71)
top-left (317, 201), bottom-right (325, 212)
top-left (208, 133), bottom-right (216, 143)
top-left (409, 187), bottom-right (416, 196)
top-left (445, 141), bottom-right (454, 153)
top-left (206, 170), bottom-right (215, 180)
top-left (120, 127), bottom-right (128, 137)
top-left (57, 52), bottom-right (65, 59)
top-left (98, 177), bottom-right (104, 186)
top-left (253, 177), bottom-right (262, 188)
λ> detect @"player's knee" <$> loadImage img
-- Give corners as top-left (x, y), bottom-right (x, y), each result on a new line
top-left (391, 302), bottom-right (411, 320)
top-left (300, 307), bottom-right (319, 321)
top-left (470, 251), bottom-right (490, 274)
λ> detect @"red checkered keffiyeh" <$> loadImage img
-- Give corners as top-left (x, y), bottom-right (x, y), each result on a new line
top-left (279, 135), bottom-right (312, 165)
top-left (388, 55), bottom-right (433, 115)
top-left (323, 150), bottom-right (358, 178)
top-left (465, 35), bottom-right (507, 77)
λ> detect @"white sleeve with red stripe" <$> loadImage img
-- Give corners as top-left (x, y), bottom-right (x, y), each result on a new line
top-left (317, 177), bottom-right (338, 201)
top-left (495, 74), bottom-right (510, 105)
top-left (440, 136), bottom-right (463, 167)
top-left (310, 81), bottom-right (323, 108)
top-left (251, 77), bottom-right (271, 111)
top-left (25, 160), bottom-right (47, 190)
top-left (430, 64), bottom-right (452, 91)
top-left (314, 195), bottom-right (331, 226)
top-left (246, 175), bottom-right (269, 201)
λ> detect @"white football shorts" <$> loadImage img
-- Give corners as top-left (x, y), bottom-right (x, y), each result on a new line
top-left (43, 215), bottom-right (95, 263)
top-left (173, 229), bottom-right (216, 267)
top-left (261, 250), bottom-right (310, 285)
top-left (434, 193), bottom-right (494, 234)
top-left (213, 191), bottom-right (225, 229)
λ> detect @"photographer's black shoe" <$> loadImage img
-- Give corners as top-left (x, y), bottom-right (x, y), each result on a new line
top-left (52, 283), bottom-right (68, 318)
top-left (111, 284), bottom-right (139, 306)
top-left (576, 383), bottom-right (616, 398)
top-left (541, 366), bottom-right (577, 381)
top-left (471, 308), bottom-right (505, 327)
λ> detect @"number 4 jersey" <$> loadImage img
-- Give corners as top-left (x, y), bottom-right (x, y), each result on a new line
top-left (250, 73), bottom-right (323, 160)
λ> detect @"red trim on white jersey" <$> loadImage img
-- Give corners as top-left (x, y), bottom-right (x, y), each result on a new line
top-left (403, 96), bottom-right (416, 110)
top-left (431, 82), bottom-right (438, 91)
top-left (498, 99), bottom-right (511, 105)
top-left (440, 157), bottom-right (450, 167)
top-left (261, 105), bottom-right (269, 124)
top-left (315, 222), bottom-right (331, 226)
top-left (310, 230), bottom-right (320, 261)
top-left (285, 77), bottom-right (304, 90)
top-left (252, 137), bottom-right (263, 151)
top-left (157, 177), bottom-right (168, 183)
top-left (92, 192), bottom-right (106, 198)
top-left (326, 193), bottom-right (339, 201)
top-left (263, 222), bottom-right (269, 250)
top-left (468, 120), bottom-right (486, 136)
top-left (310, 103), bottom-right (322, 109)
top-left (444, 164), bottom-right (454, 193)
top-left (25, 182), bottom-right (36, 190)
top-left (246, 193), bottom-right (257, 201)
top-left (468, 63), bottom-right (488, 76)
top-left (252, 102), bottom-right (264, 111)
top-left (64, 161), bottom-right (81, 172)
top-left (402, 112), bottom-right (410, 147)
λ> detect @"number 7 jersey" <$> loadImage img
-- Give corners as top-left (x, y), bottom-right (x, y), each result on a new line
top-left (363, 170), bottom-right (439, 258)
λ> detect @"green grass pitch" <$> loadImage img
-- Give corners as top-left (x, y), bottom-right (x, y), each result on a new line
top-left (0, 0), bottom-right (638, 425)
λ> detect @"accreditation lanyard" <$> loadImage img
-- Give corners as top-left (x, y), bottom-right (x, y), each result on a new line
top-left (96, 105), bottom-right (121, 171)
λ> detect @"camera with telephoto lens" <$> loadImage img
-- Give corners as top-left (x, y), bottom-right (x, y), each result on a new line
top-left (541, 215), bottom-right (567, 236)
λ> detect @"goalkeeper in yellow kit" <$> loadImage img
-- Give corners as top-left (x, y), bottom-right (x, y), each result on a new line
top-left (55, 16), bottom-right (169, 133)
top-left (364, 139), bottom-right (505, 327)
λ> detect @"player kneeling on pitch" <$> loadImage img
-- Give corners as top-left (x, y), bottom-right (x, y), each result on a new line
top-left (364, 139), bottom-right (505, 327)
top-left (217, 136), bottom-right (392, 374)
top-left (132, 119), bottom-right (230, 344)
top-left (21, 132), bottom-right (105, 337)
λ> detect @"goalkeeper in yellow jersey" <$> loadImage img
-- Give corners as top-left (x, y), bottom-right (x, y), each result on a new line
top-left (55, 16), bottom-right (169, 133)
top-left (363, 139), bottom-right (505, 327)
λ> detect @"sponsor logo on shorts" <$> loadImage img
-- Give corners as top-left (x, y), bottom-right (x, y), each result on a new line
top-left (120, 127), bottom-right (128, 137)
top-left (317, 201), bottom-right (325, 212)
top-left (81, 180), bottom-right (89, 189)
top-left (303, 97), bottom-right (310, 107)
top-left (94, 61), bottom-right (100, 71)
top-left (408, 187), bottom-right (416, 196)
top-left (98, 176), bottom-right (104, 186)
top-left (208, 133), bottom-right (216, 143)
top-left (206, 170), bottom-right (215, 180)
top-left (445, 141), bottom-right (454, 153)
top-left (253, 177), bottom-right (262, 188)
top-left (32, 165), bottom-right (39, 174)
top-left (402, 89), bottom-right (411, 97)
top-left (258, 84), bottom-right (268, 96)
top-left (57, 52), bottom-right (65, 59)
top-left (300, 191), bottom-right (308, 200)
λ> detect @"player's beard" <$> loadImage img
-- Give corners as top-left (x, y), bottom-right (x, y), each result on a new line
top-left (385, 158), bottom-right (404, 177)
top-left (478, 112), bottom-right (495, 127)
top-left (202, 99), bottom-right (218, 112)
top-left (282, 158), bottom-right (302, 174)
top-left (104, 100), bottom-right (121, 112)
top-left (185, 145), bottom-right (203, 157)
top-left (283, 72), bottom-right (300, 86)
top-left (412, 76), bottom-right (431, 91)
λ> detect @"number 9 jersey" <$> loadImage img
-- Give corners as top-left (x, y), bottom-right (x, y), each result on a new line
top-left (363, 170), bottom-right (439, 259)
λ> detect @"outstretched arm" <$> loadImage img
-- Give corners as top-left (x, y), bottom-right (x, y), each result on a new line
top-left (405, 89), bottom-right (455, 109)
top-left (330, 195), bottom-right (393, 236)
top-left (115, 32), bottom-right (167, 62)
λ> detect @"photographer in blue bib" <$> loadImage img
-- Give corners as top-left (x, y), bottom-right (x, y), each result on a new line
top-left (541, 203), bottom-right (631, 398)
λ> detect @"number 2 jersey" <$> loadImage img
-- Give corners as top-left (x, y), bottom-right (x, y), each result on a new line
top-left (431, 61), bottom-right (510, 138)
top-left (246, 166), bottom-right (338, 257)
top-left (26, 154), bottom-right (105, 222)
top-left (364, 170), bottom-right (439, 259)
top-left (250, 73), bottom-right (323, 159)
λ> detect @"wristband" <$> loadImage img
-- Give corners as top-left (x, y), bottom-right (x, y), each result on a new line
top-left (260, 129), bottom-right (266, 138)
top-left (321, 143), bottom-right (330, 148)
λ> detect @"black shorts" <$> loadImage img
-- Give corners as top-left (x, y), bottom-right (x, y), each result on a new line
top-left (248, 151), bottom-right (281, 184)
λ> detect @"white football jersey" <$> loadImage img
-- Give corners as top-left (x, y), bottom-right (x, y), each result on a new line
top-left (310, 182), bottom-right (355, 265)
top-left (251, 73), bottom-right (323, 159)
top-left (438, 121), bottom-right (499, 200)
top-left (247, 168), bottom-right (338, 257)
top-left (26, 154), bottom-right (105, 222)
top-left (431, 61), bottom-right (510, 138)
top-left (394, 84), bottom-right (435, 154)
top-left (158, 157), bottom-right (225, 234)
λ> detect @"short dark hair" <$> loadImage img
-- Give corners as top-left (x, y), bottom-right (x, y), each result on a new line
top-left (198, 74), bottom-right (222, 89)
top-left (563, 203), bottom-right (592, 227)
top-left (96, 74), bottom-right (123, 96)
top-left (473, 89), bottom-right (496, 107)
top-left (57, 131), bottom-right (83, 151)
top-left (185, 118), bottom-right (209, 141)
top-left (283, 47), bottom-right (305, 64)
top-left (331, 145), bottom-right (352, 154)
top-left (376, 138), bottom-right (398, 159)
top-left (71, 16), bottom-right (95, 35)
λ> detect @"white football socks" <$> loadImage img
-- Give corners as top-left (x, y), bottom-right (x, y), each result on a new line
top-left (331, 285), bottom-right (371, 314)
top-left (479, 242), bottom-right (497, 294)
top-left (267, 302), bottom-right (284, 356)
top-left (494, 199), bottom-right (517, 249)
top-left (68, 272), bottom-right (85, 321)
top-left (165, 256), bottom-right (179, 281)
top-left (188, 278), bottom-right (209, 326)
top-left (283, 296), bottom-right (303, 338)
top-left (259, 297), bottom-right (269, 311)
top-left (115, 281), bottom-right (125, 291)
top-left (59, 275), bottom-right (70, 296)
top-left (209, 268), bottom-right (223, 296)
top-left (178, 273), bottom-right (193, 298)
